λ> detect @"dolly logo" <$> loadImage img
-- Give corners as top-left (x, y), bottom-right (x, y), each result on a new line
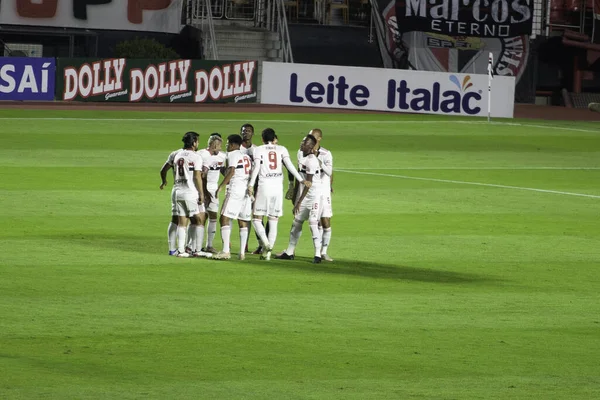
top-left (449, 75), bottom-right (473, 92)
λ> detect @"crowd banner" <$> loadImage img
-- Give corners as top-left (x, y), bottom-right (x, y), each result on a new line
top-left (260, 61), bottom-right (515, 118)
top-left (0, 57), bottom-right (56, 101)
top-left (394, 0), bottom-right (534, 38)
top-left (55, 58), bottom-right (258, 103)
top-left (0, 0), bottom-right (184, 34)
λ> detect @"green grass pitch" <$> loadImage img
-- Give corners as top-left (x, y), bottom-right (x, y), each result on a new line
top-left (1, 108), bottom-right (599, 399)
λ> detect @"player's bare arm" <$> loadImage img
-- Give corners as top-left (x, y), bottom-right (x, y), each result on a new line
top-left (193, 170), bottom-right (205, 204)
top-left (201, 167), bottom-right (213, 203)
top-left (159, 162), bottom-right (172, 190)
top-left (216, 166), bottom-right (235, 197)
top-left (293, 173), bottom-right (313, 215)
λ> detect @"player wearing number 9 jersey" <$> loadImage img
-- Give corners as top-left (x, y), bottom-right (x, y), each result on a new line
top-left (248, 128), bottom-right (308, 260)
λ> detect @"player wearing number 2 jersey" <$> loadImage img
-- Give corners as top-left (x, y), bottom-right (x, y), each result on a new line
top-left (248, 128), bottom-right (308, 260)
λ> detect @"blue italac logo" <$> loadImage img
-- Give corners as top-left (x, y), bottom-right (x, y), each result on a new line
top-left (386, 74), bottom-right (482, 115)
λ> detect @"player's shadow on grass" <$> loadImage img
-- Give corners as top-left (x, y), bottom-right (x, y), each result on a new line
top-left (268, 257), bottom-right (501, 284)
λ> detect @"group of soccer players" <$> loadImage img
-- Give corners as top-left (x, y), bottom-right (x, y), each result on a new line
top-left (159, 123), bottom-right (334, 264)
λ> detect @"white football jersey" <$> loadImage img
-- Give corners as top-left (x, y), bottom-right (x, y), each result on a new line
top-left (240, 143), bottom-right (256, 161)
top-left (252, 144), bottom-right (293, 186)
top-left (298, 153), bottom-right (324, 195)
top-left (226, 149), bottom-right (252, 193)
top-left (198, 148), bottom-right (226, 190)
top-left (316, 147), bottom-right (333, 189)
top-left (173, 149), bottom-right (203, 194)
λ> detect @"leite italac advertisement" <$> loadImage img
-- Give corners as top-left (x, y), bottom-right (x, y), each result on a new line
top-left (55, 58), bottom-right (258, 103)
top-left (0, 57), bottom-right (56, 101)
top-left (260, 61), bottom-right (515, 118)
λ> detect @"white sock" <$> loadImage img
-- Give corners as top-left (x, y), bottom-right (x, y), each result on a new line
top-left (318, 225), bottom-right (323, 240)
top-left (322, 227), bottom-right (332, 255)
top-left (252, 219), bottom-right (269, 249)
top-left (168, 222), bottom-right (177, 252)
top-left (309, 222), bottom-right (322, 257)
top-left (187, 224), bottom-right (197, 252)
top-left (285, 219), bottom-right (303, 255)
top-left (177, 226), bottom-right (187, 253)
top-left (195, 225), bottom-right (205, 253)
top-left (221, 225), bottom-right (231, 253)
top-left (239, 227), bottom-right (249, 256)
top-left (206, 219), bottom-right (217, 248)
top-left (186, 224), bottom-right (193, 249)
top-left (267, 218), bottom-right (278, 249)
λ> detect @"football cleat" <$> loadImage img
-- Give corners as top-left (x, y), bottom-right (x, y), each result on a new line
top-left (275, 252), bottom-right (294, 260)
top-left (312, 256), bottom-right (322, 264)
top-left (168, 250), bottom-right (178, 256)
top-left (193, 250), bottom-right (213, 258)
top-left (213, 251), bottom-right (231, 260)
top-left (321, 254), bottom-right (334, 262)
top-left (204, 246), bottom-right (218, 254)
top-left (251, 246), bottom-right (263, 255)
top-left (176, 251), bottom-right (191, 258)
top-left (260, 246), bottom-right (272, 261)
top-left (238, 253), bottom-right (246, 261)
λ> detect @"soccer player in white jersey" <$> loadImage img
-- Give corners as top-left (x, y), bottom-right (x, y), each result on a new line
top-left (172, 132), bottom-right (206, 258)
top-left (309, 129), bottom-right (334, 261)
top-left (160, 147), bottom-right (183, 255)
top-left (197, 133), bottom-right (226, 253)
top-left (248, 128), bottom-right (309, 260)
top-left (277, 134), bottom-right (326, 263)
top-left (213, 135), bottom-right (253, 260)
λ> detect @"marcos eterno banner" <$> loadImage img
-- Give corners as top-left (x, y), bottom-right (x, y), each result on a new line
top-left (55, 58), bottom-right (257, 103)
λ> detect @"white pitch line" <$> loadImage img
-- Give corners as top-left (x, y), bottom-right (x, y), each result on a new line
top-left (342, 167), bottom-right (600, 170)
top-left (337, 169), bottom-right (600, 199)
top-left (0, 117), bottom-right (599, 133)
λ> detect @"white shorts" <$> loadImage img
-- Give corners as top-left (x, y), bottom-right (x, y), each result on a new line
top-left (321, 192), bottom-right (333, 218)
top-left (295, 193), bottom-right (323, 223)
top-left (221, 190), bottom-right (252, 221)
top-left (205, 187), bottom-right (219, 213)
top-left (174, 192), bottom-right (205, 217)
top-left (253, 186), bottom-right (283, 217)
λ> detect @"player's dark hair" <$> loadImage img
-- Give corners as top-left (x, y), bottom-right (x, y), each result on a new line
top-left (210, 132), bottom-right (221, 138)
top-left (305, 134), bottom-right (317, 145)
top-left (262, 128), bottom-right (276, 143)
top-left (182, 131), bottom-right (199, 148)
top-left (227, 134), bottom-right (243, 146)
top-left (241, 123), bottom-right (254, 132)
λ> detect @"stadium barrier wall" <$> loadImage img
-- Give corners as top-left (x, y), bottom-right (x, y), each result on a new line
top-left (0, 57), bottom-right (56, 101)
top-left (54, 58), bottom-right (258, 103)
top-left (260, 61), bottom-right (516, 118)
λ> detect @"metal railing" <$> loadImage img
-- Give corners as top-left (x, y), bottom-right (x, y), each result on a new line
top-left (265, 0), bottom-right (294, 62)
top-left (187, 0), bottom-right (219, 59)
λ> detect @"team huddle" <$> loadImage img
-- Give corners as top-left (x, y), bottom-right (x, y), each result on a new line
top-left (160, 124), bottom-right (334, 264)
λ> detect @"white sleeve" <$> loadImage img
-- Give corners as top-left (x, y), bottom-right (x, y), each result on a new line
top-left (248, 150), bottom-right (261, 187)
top-left (283, 156), bottom-right (304, 182)
top-left (320, 152), bottom-right (333, 176)
top-left (193, 153), bottom-right (203, 171)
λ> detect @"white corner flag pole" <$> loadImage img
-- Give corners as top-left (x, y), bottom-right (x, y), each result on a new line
top-left (487, 52), bottom-right (494, 123)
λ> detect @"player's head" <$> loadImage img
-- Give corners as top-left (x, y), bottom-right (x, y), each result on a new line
top-left (301, 134), bottom-right (317, 156)
top-left (182, 131), bottom-right (200, 151)
top-left (240, 124), bottom-right (254, 141)
top-left (207, 133), bottom-right (222, 153)
top-left (309, 129), bottom-right (322, 143)
top-left (299, 136), bottom-right (306, 149)
top-left (262, 128), bottom-right (276, 144)
top-left (226, 134), bottom-right (243, 152)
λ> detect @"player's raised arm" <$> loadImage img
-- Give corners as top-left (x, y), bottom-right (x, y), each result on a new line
top-left (248, 150), bottom-right (261, 190)
top-left (282, 151), bottom-right (310, 188)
